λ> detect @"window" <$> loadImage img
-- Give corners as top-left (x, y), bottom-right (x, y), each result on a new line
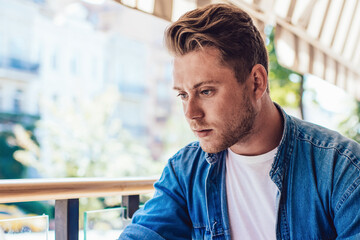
top-left (13, 89), bottom-right (23, 113)
top-left (70, 56), bottom-right (77, 75)
top-left (0, 87), bottom-right (2, 111)
top-left (52, 52), bottom-right (57, 70)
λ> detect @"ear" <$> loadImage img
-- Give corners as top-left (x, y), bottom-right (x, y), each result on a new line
top-left (249, 64), bottom-right (268, 100)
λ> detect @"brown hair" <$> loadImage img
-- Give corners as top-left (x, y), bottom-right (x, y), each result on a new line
top-left (165, 3), bottom-right (268, 84)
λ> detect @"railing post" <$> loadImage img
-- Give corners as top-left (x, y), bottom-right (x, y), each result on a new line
top-left (122, 195), bottom-right (139, 219)
top-left (55, 199), bottom-right (79, 240)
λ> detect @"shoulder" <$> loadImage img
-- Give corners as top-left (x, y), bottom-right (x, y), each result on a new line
top-left (171, 141), bottom-right (203, 159)
top-left (168, 141), bottom-right (209, 175)
top-left (290, 115), bottom-right (360, 167)
top-left (280, 116), bottom-right (360, 236)
top-left (285, 115), bottom-right (360, 211)
top-left (157, 142), bottom-right (211, 199)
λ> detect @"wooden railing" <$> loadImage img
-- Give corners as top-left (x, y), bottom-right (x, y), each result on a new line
top-left (0, 177), bottom-right (158, 240)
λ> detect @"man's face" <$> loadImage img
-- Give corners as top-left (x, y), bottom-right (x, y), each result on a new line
top-left (173, 47), bottom-right (257, 153)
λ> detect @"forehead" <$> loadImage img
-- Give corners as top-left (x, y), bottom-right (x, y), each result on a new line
top-left (173, 47), bottom-right (236, 87)
top-left (174, 47), bottom-right (224, 69)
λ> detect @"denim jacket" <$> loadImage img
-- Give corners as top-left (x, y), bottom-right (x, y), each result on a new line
top-left (120, 107), bottom-right (360, 239)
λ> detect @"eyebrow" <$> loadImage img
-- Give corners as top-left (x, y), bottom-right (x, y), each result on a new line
top-left (173, 80), bottom-right (221, 91)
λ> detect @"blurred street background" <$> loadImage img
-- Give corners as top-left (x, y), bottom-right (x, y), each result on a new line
top-left (0, 0), bottom-right (359, 238)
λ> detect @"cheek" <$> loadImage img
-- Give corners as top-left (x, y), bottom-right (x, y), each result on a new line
top-left (206, 101), bottom-right (232, 121)
top-left (213, 95), bottom-right (235, 113)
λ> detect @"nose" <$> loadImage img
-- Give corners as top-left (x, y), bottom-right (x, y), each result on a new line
top-left (184, 97), bottom-right (204, 120)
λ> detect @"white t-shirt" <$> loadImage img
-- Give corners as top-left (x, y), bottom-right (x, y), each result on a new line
top-left (226, 147), bottom-right (278, 240)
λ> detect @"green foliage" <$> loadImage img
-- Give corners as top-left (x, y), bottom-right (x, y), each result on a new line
top-left (339, 100), bottom-right (360, 143)
top-left (267, 28), bottom-right (302, 109)
top-left (0, 112), bottom-right (52, 217)
top-left (14, 87), bottom-right (163, 178)
top-left (0, 132), bottom-right (24, 179)
top-left (0, 112), bottom-right (39, 179)
top-left (11, 201), bottom-right (54, 218)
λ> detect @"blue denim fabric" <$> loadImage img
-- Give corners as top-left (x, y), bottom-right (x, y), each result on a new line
top-left (119, 106), bottom-right (360, 239)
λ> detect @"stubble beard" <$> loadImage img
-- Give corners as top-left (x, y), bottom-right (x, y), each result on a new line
top-left (198, 96), bottom-right (257, 153)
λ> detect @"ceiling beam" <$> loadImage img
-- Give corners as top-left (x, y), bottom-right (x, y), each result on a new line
top-left (197, 0), bottom-right (212, 7)
top-left (276, 17), bottom-right (360, 76)
top-left (341, 0), bottom-right (360, 55)
top-left (154, 0), bottom-right (173, 21)
top-left (330, 0), bottom-right (346, 47)
top-left (286, 0), bottom-right (297, 22)
top-left (297, 0), bottom-right (315, 29)
top-left (317, 0), bottom-right (331, 40)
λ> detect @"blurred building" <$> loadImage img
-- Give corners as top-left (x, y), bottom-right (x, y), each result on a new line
top-left (0, 0), bottom-right (42, 131)
top-left (0, 0), bottom-right (174, 161)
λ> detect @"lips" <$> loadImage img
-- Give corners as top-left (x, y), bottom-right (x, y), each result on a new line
top-left (193, 129), bottom-right (212, 138)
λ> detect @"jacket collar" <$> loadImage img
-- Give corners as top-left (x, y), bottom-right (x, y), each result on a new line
top-left (205, 152), bottom-right (222, 164)
top-left (270, 103), bottom-right (296, 191)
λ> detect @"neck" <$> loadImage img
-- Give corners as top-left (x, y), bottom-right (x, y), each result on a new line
top-left (230, 98), bottom-right (283, 156)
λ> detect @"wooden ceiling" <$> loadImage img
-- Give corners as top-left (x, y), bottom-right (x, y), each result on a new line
top-left (115, 0), bottom-right (360, 100)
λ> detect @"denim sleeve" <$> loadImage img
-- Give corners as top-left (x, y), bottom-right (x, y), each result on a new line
top-left (333, 171), bottom-right (360, 239)
top-left (119, 224), bottom-right (165, 240)
top-left (118, 158), bottom-right (192, 240)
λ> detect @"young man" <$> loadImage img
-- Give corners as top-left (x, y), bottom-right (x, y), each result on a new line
top-left (120, 4), bottom-right (360, 240)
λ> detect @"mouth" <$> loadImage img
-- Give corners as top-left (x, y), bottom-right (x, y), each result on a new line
top-left (193, 129), bottom-right (213, 138)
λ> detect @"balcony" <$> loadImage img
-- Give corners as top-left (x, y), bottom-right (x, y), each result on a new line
top-left (0, 112), bottom-right (40, 133)
top-left (0, 56), bottom-right (40, 80)
top-left (0, 177), bottom-right (157, 240)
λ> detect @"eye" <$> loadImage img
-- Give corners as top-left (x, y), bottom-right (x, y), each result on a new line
top-left (201, 89), bottom-right (213, 96)
top-left (177, 92), bottom-right (188, 100)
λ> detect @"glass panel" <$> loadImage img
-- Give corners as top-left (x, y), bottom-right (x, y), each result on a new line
top-left (0, 215), bottom-right (48, 240)
top-left (84, 207), bottom-right (131, 240)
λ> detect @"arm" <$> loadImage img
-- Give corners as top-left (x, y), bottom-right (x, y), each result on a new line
top-left (334, 174), bottom-right (360, 240)
top-left (119, 159), bottom-right (192, 240)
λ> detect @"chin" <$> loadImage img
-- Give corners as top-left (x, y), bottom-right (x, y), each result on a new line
top-left (199, 142), bottom-right (226, 154)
